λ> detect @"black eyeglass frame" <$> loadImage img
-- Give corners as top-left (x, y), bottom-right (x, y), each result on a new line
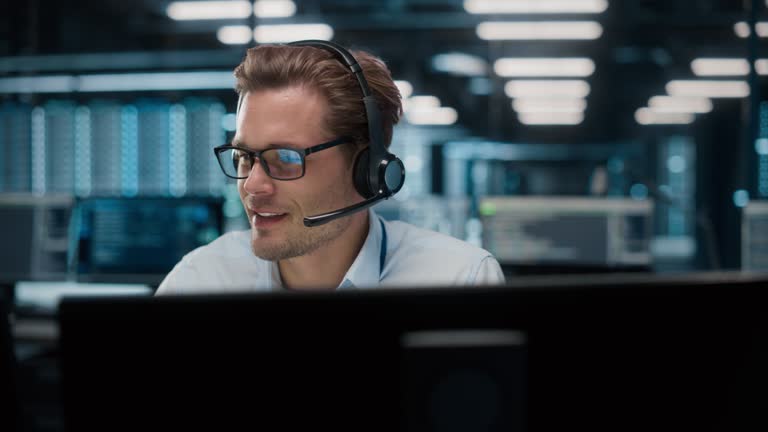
top-left (213, 136), bottom-right (354, 180)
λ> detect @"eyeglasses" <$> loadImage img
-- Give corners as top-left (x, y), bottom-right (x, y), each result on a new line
top-left (213, 136), bottom-right (353, 180)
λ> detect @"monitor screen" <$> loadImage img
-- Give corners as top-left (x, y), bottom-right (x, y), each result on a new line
top-left (72, 197), bottom-right (223, 285)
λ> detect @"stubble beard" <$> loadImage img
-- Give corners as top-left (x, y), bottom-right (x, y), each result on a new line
top-left (249, 191), bottom-right (353, 262)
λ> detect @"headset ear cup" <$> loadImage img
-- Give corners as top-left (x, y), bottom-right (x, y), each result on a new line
top-left (353, 148), bottom-right (374, 198)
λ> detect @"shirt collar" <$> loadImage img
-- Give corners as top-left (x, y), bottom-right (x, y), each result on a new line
top-left (337, 208), bottom-right (383, 290)
top-left (269, 208), bottom-right (384, 291)
top-left (269, 260), bottom-right (283, 290)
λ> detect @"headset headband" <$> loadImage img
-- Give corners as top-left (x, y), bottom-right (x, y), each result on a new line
top-left (286, 40), bottom-right (388, 190)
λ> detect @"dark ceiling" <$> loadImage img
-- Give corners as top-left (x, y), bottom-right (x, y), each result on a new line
top-left (1, 0), bottom-right (766, 144)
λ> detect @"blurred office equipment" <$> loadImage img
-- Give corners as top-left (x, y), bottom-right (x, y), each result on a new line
top-left (480, 196), bottom-right (652, 273)
top-left (0, 102), bottom-right (33, 193)
top-left (375, 195), bottom-right (470, 240)
top-left (15, 281), bottom-right (153, 317)
top-left (71, 196), bottom-right (224, 286)
top-left (653, 136), bottom-right (698, 269)
top-left (59, 272), bottom-right (768, 432)
top-left (743, 201), bottom-right (768, 271)
top-left (0, 194), bottom-right (224, 288)
top-left (0, 194), bottom-right (74, 285)
top-left (759, 103), bottom-right (768, 200)
top-left (0, 296), bottom-right (18, 432)
top-left (0, 98), bottom-right (227, 197)
top-left (42, 101), bottom-right (78, 194)
top-left (440, 141), bottom-right (644, 198)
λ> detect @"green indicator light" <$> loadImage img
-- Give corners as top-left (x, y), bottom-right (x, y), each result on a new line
top-left (479, 201), bottom-right (496, 216)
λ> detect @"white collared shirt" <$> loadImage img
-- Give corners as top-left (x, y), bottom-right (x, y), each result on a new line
top-left (155, 209), bottom-right (505, 295)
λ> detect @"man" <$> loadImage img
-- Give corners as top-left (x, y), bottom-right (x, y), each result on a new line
top-left (156, 42), bottom-right (504, 294)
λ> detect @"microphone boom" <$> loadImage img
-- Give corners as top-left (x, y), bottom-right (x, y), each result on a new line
top-left (303, 194), bottom-right (387, 227)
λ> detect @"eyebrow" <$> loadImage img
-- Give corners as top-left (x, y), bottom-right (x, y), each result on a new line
top-left (230, 138), bottom-right (302, 151)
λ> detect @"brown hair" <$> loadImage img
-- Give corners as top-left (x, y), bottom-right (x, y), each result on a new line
top-left (234, 44), bottom-right (402, 150)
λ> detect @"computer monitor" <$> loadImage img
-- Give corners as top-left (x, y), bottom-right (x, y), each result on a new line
top-left (71, 196), bottom-right (224, 286)
top-left (59, 273), bottom-right (768, 432)
top-left (0, 194), bottom-right (74, 285)
top-left (480, 196), bottom-right (653, 273)
top-left (742, 201), bottom-right (768, 271)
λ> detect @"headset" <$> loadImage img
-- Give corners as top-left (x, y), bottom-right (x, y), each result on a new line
top-left (235, 40), bottom-right (405, 228)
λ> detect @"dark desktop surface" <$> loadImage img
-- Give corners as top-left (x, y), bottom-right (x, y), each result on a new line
top-left (57, 272), bottom-right (768, 432)
top-left (501, 261), bottom-right (652, 276)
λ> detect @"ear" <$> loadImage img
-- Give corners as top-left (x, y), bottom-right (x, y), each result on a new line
top-left (352, 147), bottom-right (374, 198)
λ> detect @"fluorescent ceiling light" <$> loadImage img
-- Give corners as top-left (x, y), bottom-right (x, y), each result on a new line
top-left (477, 21), bottom-right (603, 40)
top-left (254, 24), bottom-right (333, 43)
top-left (0, 76), bottom-right (75, 93)
top-left (504, 80), bottom-right (590, 98)
top-left (494, 58), bottom-right (594, 77)
top-left (648, 96), bottom-right (712, 114)
top-left (432, 53), bottom-right (488, 77)
top-left (406, 107), bottom-right (458, 126)
top-left (758, 59), bottom-right (768, 75)
top-left (465, 0), bottom-right (608, 14)
top-left (756, 138), bottom-right (768, 156)
top-left (733, 21), bottom-right (750, 38)
top-left (734, 22), bottom-right (749, 38)
top-left (691, 58), bottom-right (749, 76)
top-left (166, 1), bottom-right (252, 20)
top-left (690, 58), bottom-right (768, 76)
top-left (217, 25), bottom-right (253, 44)
top-left (517, 111), bottom-right (584, 125)
top-left (734, 21), bottom-right (768, 38)
top-left (78, 72), bottom-right (235, 91)
top-left (635, 108), bottom-right (694, 125)
top-left (253, 0), bottom-right (296, 17)
top-left (394, 80), bottom-right (413, 99)
top-left (0, 72), bottom-right (235, 93)
top-left (512, 98), bottom-right (587, 113)
top-left (404, 95), bottom-right (441, 111)
top-left (666, 80), bottom-right (749, 98)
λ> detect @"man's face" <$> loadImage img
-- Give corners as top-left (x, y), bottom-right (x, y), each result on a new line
top-left (234, 86), bottom-right (360, 261)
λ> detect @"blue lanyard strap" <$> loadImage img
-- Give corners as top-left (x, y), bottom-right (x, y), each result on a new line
top-left (379, 218), bottom-right (387, 277)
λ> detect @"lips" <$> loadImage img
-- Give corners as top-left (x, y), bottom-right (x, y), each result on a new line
top-left (248, 208), bottom-right (289, 229)
top-left (248, 207), bottom-right (287, 217)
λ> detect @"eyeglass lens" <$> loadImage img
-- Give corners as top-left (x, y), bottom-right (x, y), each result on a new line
top-left (220, 148), bottom-right (304, 180)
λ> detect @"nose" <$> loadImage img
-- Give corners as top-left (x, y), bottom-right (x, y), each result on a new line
top-left (241, 159), bottom-right (275, 196)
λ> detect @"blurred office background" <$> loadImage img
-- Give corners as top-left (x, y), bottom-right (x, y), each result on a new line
top-left (1, 1), bottom-right (768, 431)
top-left (1, 0), bottom-right (767, 287)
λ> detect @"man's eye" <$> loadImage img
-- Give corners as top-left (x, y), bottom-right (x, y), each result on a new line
top-left (234, 151), bottom-right (250, 164)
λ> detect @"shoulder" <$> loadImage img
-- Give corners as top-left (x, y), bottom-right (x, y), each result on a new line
top-left (155, 230), bottom-right (267, 295)
top-left (382, 220), bottom-right (505, 286)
